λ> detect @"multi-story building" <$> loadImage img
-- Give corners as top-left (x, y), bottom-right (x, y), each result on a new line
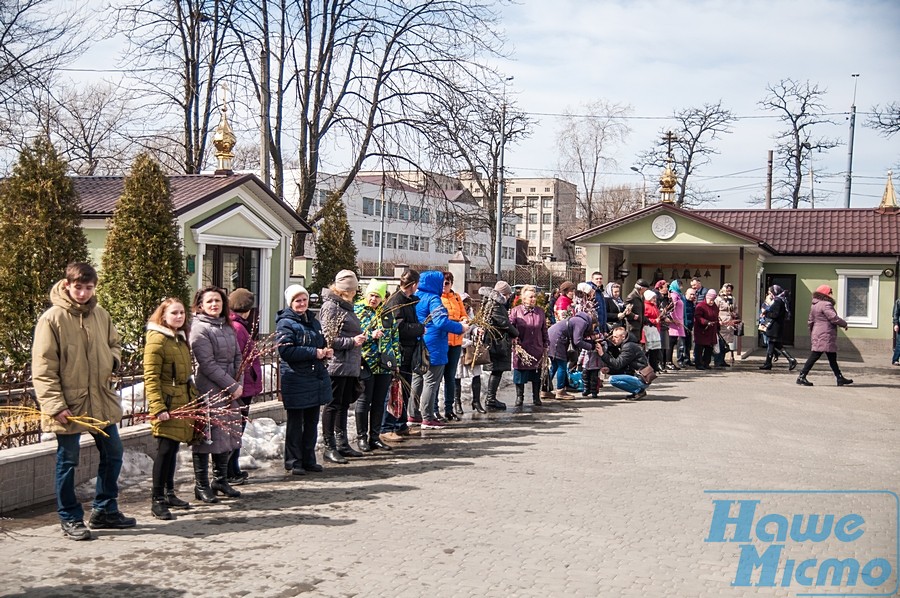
top-left (283, 169), bottom-right (516, 274)
top-left (461, 176), bottom-right (579, 264)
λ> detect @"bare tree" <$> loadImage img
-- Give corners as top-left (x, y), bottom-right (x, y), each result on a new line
top-left (115, 0), bottom-right (237, 174)
top-left (867, 102), bottom-right (900, 136)
top-left (635, 101), bottom-right (736, 208)
top-left (758, 79), bottom-right (838, 209)
top-left (555, 99), bottom-right (632, 227)
top-left (41, 82), bottom-right (135, 175)
top-left (421, 89), bottom-right (533, 272)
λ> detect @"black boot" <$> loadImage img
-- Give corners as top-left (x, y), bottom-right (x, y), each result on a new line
top-left (782, 350), bottom-right (798, 371)
top-left (369, 434), bottom-right (392, 451)
top-left (453, 380), bottom-right (464, 415)
top-left (471, 376), bottom-right (487, 413)
top-left (531, 382), bottom-right (542, 406)
top-left (211, 452), bottom-right (241, 498)
top-left (337, 410), bottom-right (363, 457)
top-left (164, 491), bottom-right (191, 509)
top-left (796, 374), bottom-right (814, 386)
top-left (192, 454), bottom-right (219, 504)
top-left (323, 435), bottom-right (348, 464)
top-left (357, 434), bottom-right (372, 452)
top-left (836, 375), bottom-right (854, 386)
top-left (515, 384), bottom-right (525, 407)
top-left (484, 374), bottom-right (506, 411)
top-left (151, 497), bottom-right (173, 520)
top-left (336, 432), bottom-right (364, 457)
top-left (355, 414), bottom-right (372, 452)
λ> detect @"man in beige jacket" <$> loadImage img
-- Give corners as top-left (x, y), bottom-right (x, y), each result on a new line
top-left (32, 262), bottom-right (135, 540)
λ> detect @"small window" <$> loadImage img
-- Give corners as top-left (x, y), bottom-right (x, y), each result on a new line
top-left (399, 234), bottom-right (409, 250)
top-left (542, 213), bottom-right (552, 224)
top-left (528, 214), bottom-right (537, 224)
top-left (835, 269), bottom-right (881, 328)
top-left (542, 230), bottom-right (551, 241)
top-left (544, 187), bottom-right (551, 193)
top-left (530, 187), bottom-right (536, 192)
top-left (527, 230), bottom-right (536, 241)
top-left (542, 198), bottom-right (553, 209)
top-left (527, 246), bottom-right (536, 257)
top-left (362, 197), bottom-right (375, 216)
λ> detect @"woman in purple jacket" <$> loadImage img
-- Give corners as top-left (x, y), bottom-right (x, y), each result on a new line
top-left (796, 285), bottom-right (853, 387)
top-left (226, 288), bottom-right (262, 485)
top-left (509, 285), bottom-right (549, 407)
top-left (547, 310), bottom-right (595, 400)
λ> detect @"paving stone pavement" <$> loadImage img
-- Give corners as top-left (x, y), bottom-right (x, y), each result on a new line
top-left (2, 357), bottom-right (898, 598)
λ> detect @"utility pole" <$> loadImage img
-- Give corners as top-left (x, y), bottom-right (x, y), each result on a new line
top-left (378, 172), bottom-right (386, 276)
top-left (765, 150), bottom-right (773, 209)
top-left (844, 73), bottom-right (860, 208)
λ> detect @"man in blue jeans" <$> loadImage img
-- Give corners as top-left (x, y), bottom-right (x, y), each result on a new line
top-left (598, 325), bottom-right (651, 400)
top-left (32, 263), bottom-right (136, 540)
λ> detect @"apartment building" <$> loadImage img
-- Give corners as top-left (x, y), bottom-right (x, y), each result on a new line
top-left (461, 176), bottom-right (579, 264)
top-left (283, 169), bottom-right (516, 273)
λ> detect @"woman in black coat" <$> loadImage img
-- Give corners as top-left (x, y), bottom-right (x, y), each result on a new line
top-left (277, 285), bottom-right (333, 475)
top-left (759, 285), bottom-right (797, 371)
top-left (477, 281), bottom-right (519, 411)
top-left (381, 270), bottom-right (425, 438)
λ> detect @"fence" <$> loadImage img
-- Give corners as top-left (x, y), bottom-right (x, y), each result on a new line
top-left (0, 355), bottom-right (281, 450)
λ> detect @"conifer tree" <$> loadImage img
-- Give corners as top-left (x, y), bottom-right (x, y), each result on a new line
top-left (312, 191), bottom-right (358, 295)
top-left (99, 153), bottom-right (190, 363)
top-left (0, 137), bottom-right (88, 370)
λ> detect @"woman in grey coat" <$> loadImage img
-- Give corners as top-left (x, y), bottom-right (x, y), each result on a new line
top-left (317, 270), bottom-right (367, 464)
top-left (796, 284), bottom-right (853, 387)
top-left (189, 287), bottom-right (243, 502)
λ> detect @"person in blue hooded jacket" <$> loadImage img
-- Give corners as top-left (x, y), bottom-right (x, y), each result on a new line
top-left (413, 270), bottom-right (469, 429)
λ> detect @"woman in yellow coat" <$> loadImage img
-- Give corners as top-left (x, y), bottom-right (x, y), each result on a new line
top-left (144, 298), bottom-right (197, 519)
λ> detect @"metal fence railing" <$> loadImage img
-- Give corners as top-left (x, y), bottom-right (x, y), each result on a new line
top-left (0, 355), bottom-right (282, 451)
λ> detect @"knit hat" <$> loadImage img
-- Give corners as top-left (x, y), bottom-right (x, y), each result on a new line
top-left (576, 282), bottom-right (594, 294)
top-left (706, 289), bottom-right (718, 299)
top-left (643, 290), bottom-right (657, 301)
top-left (816, 284), bottom-right (832, 295)
top-left (334, 269), bottom-right (359, 292)
top-left (284, 284), bottom-right (309, 305)
top-left (228, 288), bottom-right (255, 312)
top-left (494, 280), bottom-right (513, 297)
top-left (365, 278), bottom-right (388, 300)
top-left (655, 280), bottom-right (668, 290)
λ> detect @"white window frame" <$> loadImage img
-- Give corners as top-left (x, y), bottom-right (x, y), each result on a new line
top-left (835, 269), bottom-right (881, 328)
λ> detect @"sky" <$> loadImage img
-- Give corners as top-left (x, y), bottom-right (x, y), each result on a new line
top-left (492, 0), bottom-right (900, 208)
top-left (65, 0), bottom-right (900, 209)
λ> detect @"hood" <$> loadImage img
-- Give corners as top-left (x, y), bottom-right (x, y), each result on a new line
top-left (193, 312), bottom-right (226, 326)
top-left (477, 286), bottom-right (505, 304)
top-left (49, 279), bottom-right (95, 317)
top-left (418, 270), bottom-right (445, 295)
top-left (276, 306), bottom-right (313, 324)
top-left (811, 293), bottom-right (835, 305)
top-left (322, 287), bottom-right (353, 310)
top-left (147, 322), bottom-right (187, 341)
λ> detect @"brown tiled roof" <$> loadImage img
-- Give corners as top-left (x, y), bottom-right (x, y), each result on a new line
top-left (73, 173), bottom-right (311, 231)
top-left (568, 203), bottom-right (900, 257)
top-left (695, 208), bottom-right (900, 256)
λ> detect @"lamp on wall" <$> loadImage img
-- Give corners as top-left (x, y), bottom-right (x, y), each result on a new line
top-left (670, 268), bottom-right (679, 279)
top-left (694, 268), bottom-right (702, 278)
top-left (704, 268), bottom-right (711, 277)
top-left (185, 254), bottom-right (196, 275)
top-left (653, 266), bottom-right (664, 280)
top-left (615, 260), bottom-right (630, 279)
top-left (682, 268), bottom-right (691, 279)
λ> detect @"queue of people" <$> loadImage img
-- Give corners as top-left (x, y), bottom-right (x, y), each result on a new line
top-left (31, 261), bottom-right (864, 541)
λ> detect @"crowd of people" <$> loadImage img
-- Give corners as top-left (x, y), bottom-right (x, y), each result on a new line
top-left (31, 262), bottom-right (863, 540)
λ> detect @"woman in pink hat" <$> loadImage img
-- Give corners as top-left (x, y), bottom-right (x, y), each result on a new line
top-left (796, 285), bottom-right (853, 387)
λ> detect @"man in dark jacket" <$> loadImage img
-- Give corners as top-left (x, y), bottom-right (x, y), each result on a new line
top-left (623, 279), bottom-right (650, 343)
top-left (598, 325), bottom-right (650, 400)
top-left (382, 270), bottom-right (426, 438)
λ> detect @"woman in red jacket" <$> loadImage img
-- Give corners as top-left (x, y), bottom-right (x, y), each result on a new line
top-left (692, 289), bottom-right (720, 370)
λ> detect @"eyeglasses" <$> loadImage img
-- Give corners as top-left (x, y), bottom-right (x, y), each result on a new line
top-left (443, 280), bottom-right (451, 285)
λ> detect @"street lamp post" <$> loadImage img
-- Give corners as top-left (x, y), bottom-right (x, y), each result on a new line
top-left (630, 166), bottom-right (647, 208)
top-left (494, 76), bottom-right (513, 278)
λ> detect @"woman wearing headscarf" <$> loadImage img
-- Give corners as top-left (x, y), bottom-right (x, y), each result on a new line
top-left (479, 280), bottom-right (519, 410)
top-left (319, 270), bottom-right (367, 463)
top-left (654, 280), bottom-right (673, 370)
top-left (713, 283), bottom-right (738, 368)
top-left (759, 284), bottom-right (797, 371)
top-left (509, 285), bottom-right (549, 407)
top-left (666, 280), bottom-right (686, 369)
top-left (692, 289), bottom-right (720, 370)
top-left (642, 290), bottom-right (663, 373)
top-left (796, 285), bottom-right (853, 386)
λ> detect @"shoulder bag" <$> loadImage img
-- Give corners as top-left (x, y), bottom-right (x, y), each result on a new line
top-left (637, 364), bottom-right (658, 385)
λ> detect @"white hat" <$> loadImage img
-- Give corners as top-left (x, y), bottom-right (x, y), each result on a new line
top-left (284, 284), bottom-right (309, 304)
top-left (643, 290), bottom-right (657, 301)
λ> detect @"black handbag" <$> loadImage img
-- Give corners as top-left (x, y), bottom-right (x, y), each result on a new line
top-left (378, 349), bottom-right (397, 371)
top-left (411, 339), bottom-right (430, 375)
